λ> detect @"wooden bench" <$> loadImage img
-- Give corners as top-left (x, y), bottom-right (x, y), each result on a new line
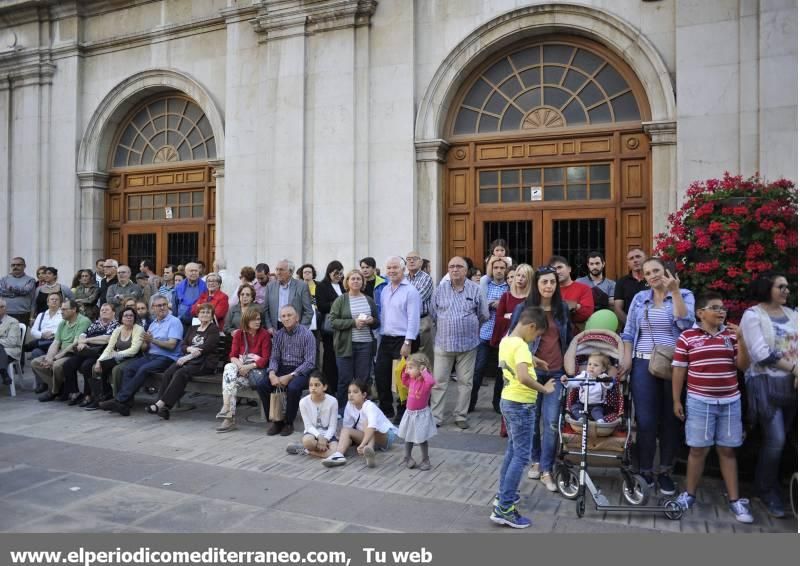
top-left (144, 334), bottom-right (266, 418)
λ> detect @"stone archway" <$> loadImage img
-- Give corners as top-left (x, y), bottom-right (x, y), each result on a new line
top-left (414, 3), bottom-right (676, 273)
top-left (76, 69), bottom-right (225, 267)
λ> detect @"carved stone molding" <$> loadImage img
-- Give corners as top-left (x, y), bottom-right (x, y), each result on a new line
top-left (77, 171), bottom-right (110, 190)
top-left (415, 139), bottom-right (451, 163)
top-left (0, 49), bottom-right (56, 89)
top-left (209, 159), bottom-right (225, 179)
top-left (251, 0), bottom-right (378, 42)
top-left (643, 120), bottom-right (677, 146)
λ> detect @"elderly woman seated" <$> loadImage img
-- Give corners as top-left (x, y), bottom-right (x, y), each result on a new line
top-left (147, 302), bottom-right (221, 420)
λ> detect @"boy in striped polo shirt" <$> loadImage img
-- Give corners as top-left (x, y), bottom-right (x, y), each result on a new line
top-left (671, 292), bottom-right (752, 523)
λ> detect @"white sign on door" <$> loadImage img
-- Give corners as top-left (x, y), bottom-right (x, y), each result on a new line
top-left (530, 186), bottom-right (542, 201)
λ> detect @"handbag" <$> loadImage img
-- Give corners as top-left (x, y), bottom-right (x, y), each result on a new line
top-left (322, 313), bottom-right (334, 336)
top-left (644, 304), bottom-right (675, 380)
top-left (766, 373), bottom-right (797, 407)
top-left (246, 368), bottom-right (268, 389)
top-left (269, 386), bottom-right (287, 421)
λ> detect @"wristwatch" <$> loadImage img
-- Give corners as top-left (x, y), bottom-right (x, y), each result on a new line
top-left (403, 340), bottom-right (411, 346)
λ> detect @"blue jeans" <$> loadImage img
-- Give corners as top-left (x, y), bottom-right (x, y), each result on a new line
top-left (336, 341), bottom-right (375, 415)
top-left (630, 358), bottom-right (681, 473)
top-left (116, 354), bottom-right (174, 404)
top-left (530, 370), bottom-right (563, 474)
top-left (754, 405), bottom-right (795, 499)
top-left (498, 399), bottom-right (536, 508)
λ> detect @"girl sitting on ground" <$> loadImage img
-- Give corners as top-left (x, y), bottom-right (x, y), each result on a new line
top-left (398, 353), bottom-right (436, 471)
top-left (322, 379), bottom-right (398, 468)
top-left (286, 371), bottom-right (339, 458)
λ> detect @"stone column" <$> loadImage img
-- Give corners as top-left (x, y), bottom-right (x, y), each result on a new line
top-left (0, 78), bottom-right (10, 265)
top-left (415, 139), bottom-right (449, 280)
top-left (643, 120), bottom-right (678, 236)
top-left (209, 159), bottom-right (225, 262)
top-left (77, 171), bottom-right (109, 268)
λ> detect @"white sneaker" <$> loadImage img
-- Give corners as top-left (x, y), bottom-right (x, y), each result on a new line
top-left (541, 473), bottom-right (557, 492)
top-left (729, 498), bottom-right (754, 524)
top-left (363, 446), bottom-right (376, 468)
top-left (527, 462), bottom-right (541, 480)
top-left (322, 452), bottom-right (347, 468)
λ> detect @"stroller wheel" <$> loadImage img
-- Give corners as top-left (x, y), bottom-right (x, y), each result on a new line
top-left (556, 467), bottom-right (580, 500)
top-left (622, 473), bottom-right (650, 506)
top-left (576, 494), bottom-right (586, 518)
top-left (663, 499), bottom-right (683, 520)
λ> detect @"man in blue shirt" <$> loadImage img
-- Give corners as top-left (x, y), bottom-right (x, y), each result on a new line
top-left (173, 262), bottom-right (206, 326)
top-left (101, 295), bottom-right (184, 416)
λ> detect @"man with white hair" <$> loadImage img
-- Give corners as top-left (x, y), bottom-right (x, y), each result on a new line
top-left (173, 262), bottom-right (207, 325)
top-left (373, 256), bottom-right (421, 420)
top-left (263, 259), bottom-right (313, 333)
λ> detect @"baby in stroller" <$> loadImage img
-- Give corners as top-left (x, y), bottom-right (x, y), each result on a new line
top-left (560, 352), bottom-right (615, 423)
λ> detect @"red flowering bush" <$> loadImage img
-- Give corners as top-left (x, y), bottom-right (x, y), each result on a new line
top-left (654, 173), bottom-right (797, 321)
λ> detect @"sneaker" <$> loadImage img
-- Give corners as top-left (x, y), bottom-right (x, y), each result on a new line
top-left (322, 453), bottom-right (347, 468)
top-left (541, 473), bottom-right (557, 492)
top-left (674, 491), bottom-right (696, 511)
top-left (729, 498), bottom-right (754, 524)
top-left (758, 493), bottom-right (786, 518)
top-left (363, 446), bottom-right (376, 468)
top-left (455, 420), bottom-right (469, 430)
top-left (657, 473), bottom-right (676, 495)
top-left (285, 443), bottom-right (307, 455)
top-left (493, 492), bottom-right (521, 507)
top-left (418, 459), bottom-right (432, 471)
top-left (640, 472), bottom-right (655, 491)
top-left (490, 505), bottom-right (532, 529)
top-left (527, 462), bottom-right (541, 480)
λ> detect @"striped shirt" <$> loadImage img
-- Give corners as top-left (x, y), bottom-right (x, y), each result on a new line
top-left (407, 270), bottom-right (434, 316)
top-left (635, 302), bottom-right (677, 353)
top-left (431, 279), bottom-right (489, 352)
top-left (349, 295), bottom-right (373, 343)
top-left (673, 325), bottom-right (739, 403)
top-left (479, 280), bottom-right (509, 341)
top-left (268, 323), bottom-right (317, 378)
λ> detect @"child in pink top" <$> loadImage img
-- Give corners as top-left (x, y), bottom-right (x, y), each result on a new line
top-left (398, 353), bottom-right (437, 470)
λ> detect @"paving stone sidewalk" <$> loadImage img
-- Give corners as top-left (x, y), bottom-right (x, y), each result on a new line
top-left (0, 369), bottom-right (795, 533)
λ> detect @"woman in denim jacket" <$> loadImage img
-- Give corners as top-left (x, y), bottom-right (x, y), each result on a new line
top-left (619, 257), bottom-right (694, 496)
top-left (509, 266), bottom-right (572, 492)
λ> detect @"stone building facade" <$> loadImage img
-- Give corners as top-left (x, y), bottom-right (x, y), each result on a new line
top-left (0, 0), bottom-right (796, 280)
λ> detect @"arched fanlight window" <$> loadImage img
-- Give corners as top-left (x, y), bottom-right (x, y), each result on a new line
top-left (452, 41), bottom-right (643, 135)
top-left (111, 94), bottom-right (216, 168)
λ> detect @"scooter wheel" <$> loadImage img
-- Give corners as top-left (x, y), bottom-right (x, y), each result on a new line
top-left (576, 494), bottom-right (586, 518)
top-left (622, 473), bottom-right (650, 506)
top-left (556, 467), bottom-right (580, 500)
top-left (663, 499), bottom-right (683, 520)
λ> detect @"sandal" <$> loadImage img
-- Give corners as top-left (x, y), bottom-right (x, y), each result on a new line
top-left (215, 407), bottom-right (232, 420)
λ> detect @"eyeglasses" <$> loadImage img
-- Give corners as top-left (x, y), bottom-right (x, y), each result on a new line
top-left (406, 256), bottom-right (420, 262)
top-left (153, 303), bottom-right (169, 308)
top-left (775, 284), bottom-right (790, 291)
top-left (536, 266), bottom-right (556, 274)
top-left (10, 263), bottom-right (23, 267)
top-left (700, 305), bottom-right (727, 312)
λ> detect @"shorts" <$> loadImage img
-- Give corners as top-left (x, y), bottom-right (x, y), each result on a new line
top-left (685, 396), bottom-right (743, 448)
top-left (378, 428), bottom-right (397, 452)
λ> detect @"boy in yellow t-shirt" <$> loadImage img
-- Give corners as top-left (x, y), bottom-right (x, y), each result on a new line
top-left (491, 306), bottom-right (556, 529)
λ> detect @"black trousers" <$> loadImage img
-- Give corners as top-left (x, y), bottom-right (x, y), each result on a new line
top-left (0, 344), bottom-right (8, 377)
top-left (158, 360), bottom-right (213, 408)
top-left (61, 348), bottom-right (103, 395)
top-left (89, 357), bottom-right (120, 400)
top-left (373, 335), bottom-right (418, 416)
top-left (320, 332), bottom-right (339, 401)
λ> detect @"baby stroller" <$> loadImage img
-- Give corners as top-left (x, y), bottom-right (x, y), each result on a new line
top-left (552, 329), bottom-right (682, 520)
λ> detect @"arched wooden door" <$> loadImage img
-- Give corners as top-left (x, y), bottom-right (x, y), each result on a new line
top-left (104, 94), bottom-right (217, 270)
top-left (444, 36), bottom-right (652, 280)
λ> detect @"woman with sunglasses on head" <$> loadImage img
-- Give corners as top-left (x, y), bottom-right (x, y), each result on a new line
top-left (739, 272), bottom-right (797, 518)
top-left (507, 265), bottom-right (573, 492)
top-left (316, 261), bottom-right (345, 397)
top-left (32, 267), bottom-right (74, 317)
top-left (619, 257), bottom-right (694, 497)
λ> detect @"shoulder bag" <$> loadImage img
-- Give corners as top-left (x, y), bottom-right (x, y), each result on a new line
top-left (644, 303), bottom-right (675, 380)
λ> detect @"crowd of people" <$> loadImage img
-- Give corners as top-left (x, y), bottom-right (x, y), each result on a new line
top-left (0, 241), bottom-right (796, 529)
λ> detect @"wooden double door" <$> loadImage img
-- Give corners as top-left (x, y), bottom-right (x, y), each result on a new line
top-left (106, 165), bottom-right (216, 271)
top-left (444, 130), bottom-right (651, 280)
